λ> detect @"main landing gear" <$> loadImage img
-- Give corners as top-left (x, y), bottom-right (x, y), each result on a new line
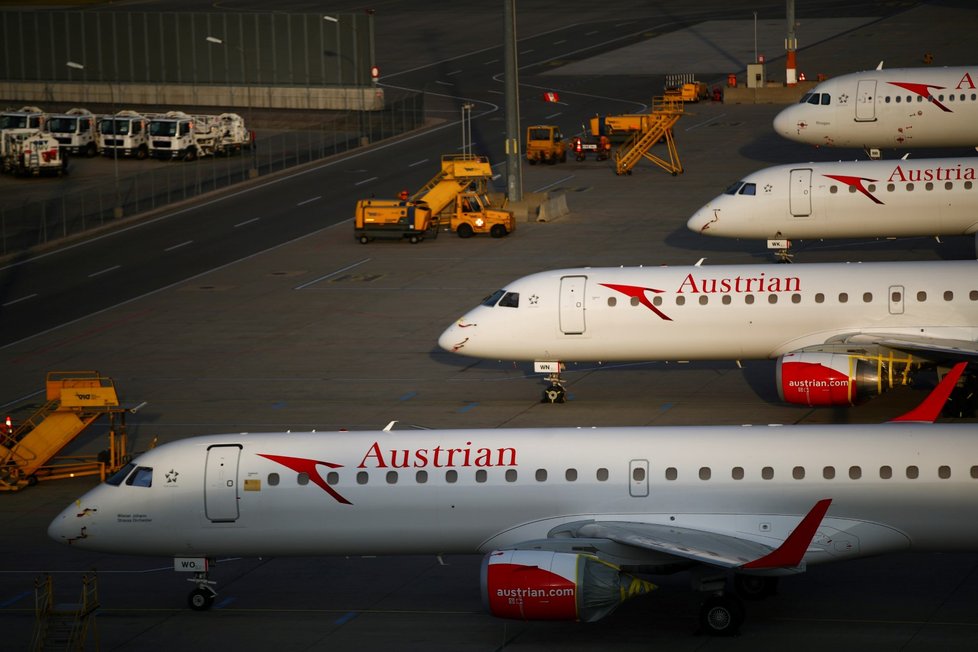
top-left (692, 570), bottom-right (779, 635)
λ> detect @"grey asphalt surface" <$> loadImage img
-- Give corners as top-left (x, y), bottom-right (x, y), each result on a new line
top-left (2, 1), bottom-right (978, 650)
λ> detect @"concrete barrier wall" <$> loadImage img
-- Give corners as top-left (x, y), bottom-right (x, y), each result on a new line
top-left (0, 82), bottom-right (385, 111)
top-left (723, 81), bottom-right (818, 104)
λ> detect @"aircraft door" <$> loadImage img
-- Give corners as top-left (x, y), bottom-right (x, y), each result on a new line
top-left (855, 80), bottom-right (877, 121)
top-left (789, 168), bottom-right (813, 217)
top-left (205, 444), bottom-right (242, 522)
top-left (629, 459), bottom-right (649, 497)
top-left (888, 285), bottom-right (905, 315)
top-left (559, 275), bottom-right (587, 335)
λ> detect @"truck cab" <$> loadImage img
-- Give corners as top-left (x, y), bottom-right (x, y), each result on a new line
top-left (449, 192), bottom-right (514, 238)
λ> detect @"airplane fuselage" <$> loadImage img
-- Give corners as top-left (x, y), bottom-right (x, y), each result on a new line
top-left (437, 260), bottom-right (978, 363)
top-left (773, 66), bottom-right (978, 149)
top-left (687, 157), bottom-right (978, 240)
top-left (48, 425), bottom-right (978, 563)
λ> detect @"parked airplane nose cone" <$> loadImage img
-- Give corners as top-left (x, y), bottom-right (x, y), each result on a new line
top-left (687, 205), bottom-right (718, 235)
top-left (772, 106), bottom-right (799, 140)
top-left (438, 321), bottom-right (467, 354)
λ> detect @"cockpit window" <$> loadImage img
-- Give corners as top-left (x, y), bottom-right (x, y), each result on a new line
top-left (724, 181), bottom-right (744, 195)
top-left (803, 92), bottom-right (830, 106)
top-left (799, 92), bottom-right (813, 104)
top-left (125, 466), bottom-right (153, 487)
top-left (498, 292), bottom-right (519, 308)
top-left (106, 462), bottom-right (136, 486)
top-left (738, 183), bottom-right (757, 196)
top-left (820, 93), bottom-right (830, 105)
top-left (481, 289), bottom-right (506, 307)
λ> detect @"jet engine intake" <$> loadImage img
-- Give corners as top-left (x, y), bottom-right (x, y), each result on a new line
top-left (777, 351), bottom-right (912, 406)
top-left (481, 549), bottom-right (655, 622)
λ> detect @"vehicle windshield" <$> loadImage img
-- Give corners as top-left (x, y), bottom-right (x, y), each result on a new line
top-left (46, 117), bottom-right (77, 133)
top-left (0, 115), bottom-right (27, 129)
top-left (100, 119), bottom-right (130, 135)
top-left (149, 121), bottom-right (177, 137)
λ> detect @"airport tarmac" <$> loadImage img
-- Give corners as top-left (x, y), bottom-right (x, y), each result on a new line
top-left (3, 1), bottom-right (978, 650)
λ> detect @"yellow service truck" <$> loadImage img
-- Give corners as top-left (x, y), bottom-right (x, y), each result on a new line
top-left (354, 199), bottom-right (436, 244)
top-left (525, 125), bottom-right (567, 165)
top-left (448, 191), bottom-right (515, 238)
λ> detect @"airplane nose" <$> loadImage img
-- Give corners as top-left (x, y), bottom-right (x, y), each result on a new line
top-left (438, 321), bottom-right (465, 353)
top-left (48, 500), bottom-right (96, 547)
top-left (772, 106), bottom-right (796, 139)
top-left (686, 205), bottom-right (717, 235)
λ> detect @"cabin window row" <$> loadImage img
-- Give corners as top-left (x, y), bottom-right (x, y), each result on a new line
top-left (662, 464), bottom-right (976, 481)
top-left (882, 93), bottom-right (977, 104)
top-left (606, 289), bottom-right (978, 307)
top-left (266, 467), bottom-right (612, 487)
top-left (830, 180), bottom-right (974, 193)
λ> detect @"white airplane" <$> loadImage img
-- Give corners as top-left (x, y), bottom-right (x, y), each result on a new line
top-left (686, 157), bottom-right (978, 247)
top-left (773, 65), bottom-right (978, 152)
top-left (437, 260), bottom-right (978, 404)
top-left (47, 364), bottom-right (967, 636)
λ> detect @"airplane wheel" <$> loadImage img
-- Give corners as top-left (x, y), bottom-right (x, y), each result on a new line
top-left (542, 385), bottom-right (565, 404)
top-left (699, 595), bottom-right (743, 636)
top-left (188, 588), bottom-right (215, 611)
top-left (734, 575), bottom-right (778, 601)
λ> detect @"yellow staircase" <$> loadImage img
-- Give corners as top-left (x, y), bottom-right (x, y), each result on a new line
top-left (1, 371), bottom-right (130, 491)
top-left (613, 96), bottom-right (684, 176)
top-left (32, 573), bottom-right (100, 651)
top-left (411, 155), bottom-right (494, 216)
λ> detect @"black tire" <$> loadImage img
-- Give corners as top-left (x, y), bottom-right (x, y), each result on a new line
top-left (457, 223), bottom-right (474, 239)
top-left (528, 158), bottom-right (537, 166)
top-left (542, 385), bottom-right (566, 404)
top-left (560, 150), bottom-right (567, 163)
top-left (358, 235), bottom-right (370, 244)
top-left (136, 145), bottom-right (148, 160)
top-left (409, 235), bottom-right (420, 244)
top-left (734, 575), bottom-right (778, 601)
top-left (490, 224), bottom-right (508, 238)
top-left (184, 147), bottom-right (197, 162)
top-left (188, 588), bottom-right (214, 611)
top-left (699, 595), bottom-right (744, 636)
top-left (85, 142), bottom-right (97, 157)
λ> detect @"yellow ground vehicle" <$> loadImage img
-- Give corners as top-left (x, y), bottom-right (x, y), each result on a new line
top-left (664, 74), bottom-right (709, 102)
top-left (354, 199), bottom-right (435, 244)
top-left (525, 125), bottom-right (567, 165)
top-left (448, 191), bottom-right (515, 238)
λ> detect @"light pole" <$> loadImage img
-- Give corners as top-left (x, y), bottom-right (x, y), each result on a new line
top-left (206, 36), bottom-right (258, 178)
top-left (67, 60), bottom-right (122, 219)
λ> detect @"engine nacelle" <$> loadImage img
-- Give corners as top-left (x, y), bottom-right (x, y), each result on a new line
top-left (777, 351), bottom-right (907, 406)
top-left (481, 549), bottom-right (655, 622)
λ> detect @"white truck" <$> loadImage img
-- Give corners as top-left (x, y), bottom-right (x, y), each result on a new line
top-left (148, 111), bottom-right (252, 160)
top-left (45, 108), bottom-right (98, 157)
top-left (98, 110), bottom-right (154, 159)
top-left (1, 128), bottom-right (68, 176)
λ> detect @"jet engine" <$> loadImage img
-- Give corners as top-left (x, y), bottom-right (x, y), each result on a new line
top-left (481, 549), bottom-right (655, 622)
top-left (777, 351), bottom-right (912, 406)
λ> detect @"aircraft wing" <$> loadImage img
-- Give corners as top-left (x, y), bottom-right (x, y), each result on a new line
top-left (837, 333), bottom-right (978, 359)
top-left (551, 499), bottom-right (831, 574)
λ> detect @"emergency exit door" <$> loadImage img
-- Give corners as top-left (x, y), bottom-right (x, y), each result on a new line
top-left (560, 275), bottom-right (587, 334)
top-left (205, 444), bottom-right (241, 522)
top-left (629, 459), bottom-right (649, 497)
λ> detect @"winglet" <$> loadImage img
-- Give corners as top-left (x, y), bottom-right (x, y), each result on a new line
top-left (889, 362), bottom-right (966, 423)
top-left (741, 499), bottom-right (831, 570)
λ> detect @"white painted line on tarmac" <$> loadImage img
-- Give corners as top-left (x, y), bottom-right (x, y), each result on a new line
top-left (435, 80), bottom-right (454, 86)
top-left (519, 49), bottom-right (534, 55)
top-left (553, 39), bottom-right (567, 45)
top-left (234, 217), bottom-right (260, 227)
top-left (2, 294), bottom-right (37, 307)
top-left (165, 241), bottom-right (193, 252)
top-left (685, 113), bottom-right (726, 131)
top-left (585, 30), bottom-right (599, 36)
top-left (408, 159), bottom-right (429, 167)
top-left (545, 112), bottom-right (562, 119)
top-left (488, 90), bottom-right (504, 95)
top-left (297, 195), bottom-right (322, 206)
top-left (88, 265), bottom-right (121, 278)
top-left (533, 175), bottom-right (575, 192)
top-left (483, 59), bottom-right (499, 65)
top-left (355, 177), bottom-right (378, 186)
top-left (295, 258), bottom-right (371, 290)
top-left (445, 70), bottom-right (462, 76)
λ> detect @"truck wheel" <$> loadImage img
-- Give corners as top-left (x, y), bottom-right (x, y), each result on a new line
top-left (184, 148), bottom-right (197, 162)
top-left (135, 145), bottom-right (148, 160)
top-left (409, 235), bottom-right (421, 244)
top-left (358, 235), bottom-right (370, 244)
top-left (457, 223), bottom-right (474, 239)
top-left (85, 142), bottom-right (97, 157)
top-left (490, 224), bottom-right (508, 238)
top-left (528, 158), bottom-right (537, 166)
top-left (546, 156), bottom-right (557, 165)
